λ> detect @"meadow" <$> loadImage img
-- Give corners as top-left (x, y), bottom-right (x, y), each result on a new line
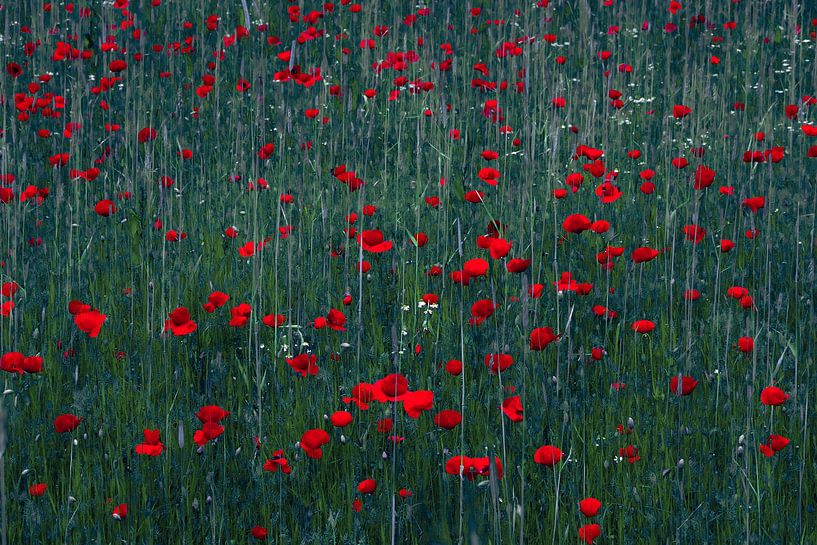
top-left (0, 0), bottom-right (816, 544)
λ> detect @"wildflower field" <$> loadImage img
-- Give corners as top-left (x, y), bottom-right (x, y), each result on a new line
top-left (1, 0), bottom-right (816, 543)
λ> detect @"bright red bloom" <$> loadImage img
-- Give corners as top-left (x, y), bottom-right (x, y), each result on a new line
top-left (619, 445), bottom-right (640, 463)
top-left (501, 396), bottom-right (524, 422)
top-left (135, 429), bottom-right (165, 456)
top-left (262, 314), bottom-right (286, 328)
top-left (669, 376), bottom-right (699, 396)
top-left (579, 497), bottom-right (602, 517)
top-left (737, 337), bottom-right (754, 353)
top-left (203, 291), bottom-right (229, 313)
top-left (534, 445), bottom-right (563, 466)
top-left (112, 503), bottom-right (128, 520)
top-left (228, 303), bottom-right (252, 327)
top-left (196, 405), bottom-right (230, 423)
top-left (445, 455), bottom-right (503, 480)
top-left (330, 410), bottom-right (353, 427)
top-left (529, 327), bottom-right (559, 350)
top-left (300, 429), bottom-right (330, 459)
top-left (74, 310), bottom-right (106, 338)
top-left (251, 526), bottom-right (268, 541)
top-left (579, 524), bottom-right (602, 544)
top-left (357, 478), bottom-right (377, 494)
top-left (29, 483), bottom-right (47, 497)
top-left (164, 307), bottom-right (197, 336)
top-left (631, 320), bottom-right (656, 333)
top-left (287, 353), bottom-right (319, 377)
top-left (263, 450), bottom-right (292, 474)
top-left (358, 230), bottom-right (393, 253)
top-left (0, 352), bottom-right (25, 375)
top-left (373, 373), bottom-right (410, 401)
top-left (54, 414), bottom-right (82, 433)
top-left (445, 359), bottom-right (463, 376)
top-left (632, 247), bottom-right (659, 263)
top-left (760, 386), bottom-right (789, 406)
top-left (433, 409), bottom-right (462, 430)
top-left (193, 421), bottom-right (225, 446)
top-left (484, 353), bottom-right (514, 374)
top-left (403, 390), bottom-right (434, 418)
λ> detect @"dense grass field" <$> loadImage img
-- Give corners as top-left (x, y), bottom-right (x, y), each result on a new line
top-left (1, 0), bottom-right (816, 543)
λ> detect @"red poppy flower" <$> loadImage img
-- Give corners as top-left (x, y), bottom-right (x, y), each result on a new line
top-left (579, 497), bottom-right (602, 517)
top-left (619, 445), bottom-right (640, 462)
top-left (683, 224), bottom-right (706, 244)
top-left (742, 196), bottom-right (765, 213)
top-left (112, 503), bottom-right (128, 520)
top-left (228, 303), bottom-right (252, 327)
top-left (300, 428), bottom-right (330, 459)
top-left (760, 434), bottom-right (790, 457)
top-left (484, 353), bottom-right (514, 374)
top-left (373, 373), bottom-right (410, 401)
top-left (135, 429), bottom-right (165, 456)
top-left (164, 307), bottom-right (197, 336)
top-left (250, 526), bottom-right (268, 541)
top-left (263, 450), bottom-right (292, 474)
top-left (286, 353), bottom-right (319, 377)
top-left (94, 199), bottom-right (116, 216)
top-left (632, 320), bottom-right (656, 333)
top-left (445, 359), bottom-right (463, 376)
top-left (529, 327), bottom-right (559, 350)
top-left (326, 308), bottom-right (347, 331)
top-left (563, 214), bottom-right (593, 234)
top-left (29, 483), bottom-right (47, 497)
top-left (534, 445), bottom-right (563, 466)
top-left (632, 247), bottom-right (659, 263)
top-left (358, 230), bottom-right (393, 253)
top-left (138, 127), bottom-right (157, 143)
top-left (193, 421), bottom-right (225, 446)
top-left (330, 410), bottom-right (353, 427)
top-left (578, 524), bottom-right (602, 544)
top-left (1, 352), bottom-right (24, 375)
top-left (669, 376), bottom-right (699, 396)
top-left (54, 414), bottom-right (83, 433)
top-left (357, 478), bottom-right (377, 494)
top-left (433, 409), bottom-right (462, 430)
top-left (672, 104), bottom-right (692, 118)
top-left (203, 291), bottom-right (229, 313)
top-left (760, 386), bottom-right (789, 406)
top-left (262, 314), bottom-right (286, 328)
top-left (737, 337), bottom-right (754, 353)
top-left (403, 390), bottom-right (434, 418)
top-left (74, 310), bottom-right (106, 338)
top-left (501, 396), bottom-right (524, 422)
top-left (506, 258), bottom-right (531, 273)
